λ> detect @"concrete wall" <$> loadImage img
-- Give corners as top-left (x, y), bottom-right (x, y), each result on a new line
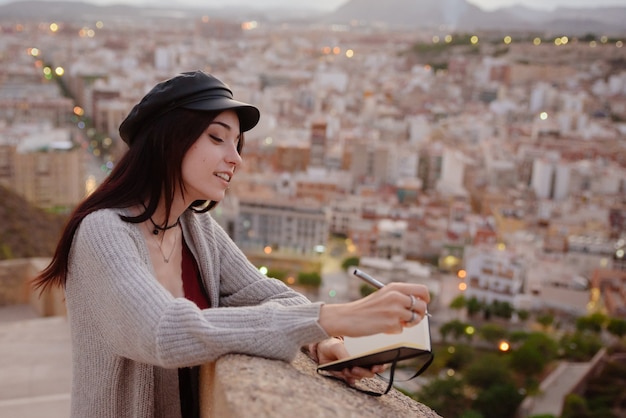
top-left (200, 351), bottom-right (442, 418)
top-left (0, 258), bottom-right (65, 317)
top-left (1, 258), bottom-right (441, 417)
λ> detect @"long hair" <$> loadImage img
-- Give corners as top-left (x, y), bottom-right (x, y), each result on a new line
top-left (33, 108), bottom-right (245, 291)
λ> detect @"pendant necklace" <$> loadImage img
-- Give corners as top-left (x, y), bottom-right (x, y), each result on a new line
top-left (148, 217), bottom-right (180, 236)
top-left (147, 219), bottom-right (180, 263)
top-left (153, 228), bottom-right (178, 263)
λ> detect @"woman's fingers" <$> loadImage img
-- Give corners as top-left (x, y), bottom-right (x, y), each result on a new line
top-left (318, 282), bottom-right (431, 337)
top-left (383, 282), bottom-right (430, 304)
top-left (335, 365), bottom-right (388, 386)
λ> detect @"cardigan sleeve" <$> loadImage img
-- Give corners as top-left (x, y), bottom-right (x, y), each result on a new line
top-left (66, 209), bottom-right (328, 369)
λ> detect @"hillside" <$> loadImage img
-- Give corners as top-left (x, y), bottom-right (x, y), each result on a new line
top-left (0, 186), bottom-right (67, 260)
top-left (0, 0), bottom-right (624, 35)
top-left (325, 0), bottom-right (626, 34)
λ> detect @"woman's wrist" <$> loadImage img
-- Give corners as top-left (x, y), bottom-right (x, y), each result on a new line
top-left (318, 303), bottom-right (351, 337)
top-left (304, 336), bottom-right (344, 364)
top-left (304, 342), bottom-right (320, 362)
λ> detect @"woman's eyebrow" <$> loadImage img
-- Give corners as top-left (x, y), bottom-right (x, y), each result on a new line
top-left (209, 121), bottom-right (232, 131)
top-left (208, 120), bottom-right (242, 139)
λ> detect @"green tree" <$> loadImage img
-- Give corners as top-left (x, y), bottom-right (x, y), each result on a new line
top-left (267, 269), bottom-right (288, 281)
top-left (491, 300), bottom-right (514, 319)
top-left (472, 383), bottom-right (524, 418)
top-left (359, 283), bottom-right (376, 297)
top-left (460, 411), bottom-right (484, 418)
top-left (297, 271), bottom-right (321, 287)
top-left (607, 318), bottom-right (626, 338)
top-left (478, 323), bottom-right (508, 344)
top-left (561, 393), bottom-right (592, 418)
top-left (509, 330), bottom-right (530, 343)
top-left (510, 332), bottom-right (558, 378)
top-left (440, 320), bottom-right (469, 343)
top-left (560, 331), bottom-right (603, 361)
top-left (464, 354), bottom-right (513, 389)
top-left (576, 313), bottom-right (607, 333)
top-left (341, 256), bottom-right (360, 270)
top-left (517, 309), bottom-right (530, 322)
top-left (450, 294), bottom-right (466, 310)
top-left (526, 332), bottom-right (559, 360)
top-left (510, 343), bottom-right (547, 377)
top-left (445, 343), bottom-right (474, 371)
top-left (536, 312), bottom-right (554, 330)
top-left (416, 376), bottom-right (469, 418)
top-left (466, 297), bottom-right (482, 317)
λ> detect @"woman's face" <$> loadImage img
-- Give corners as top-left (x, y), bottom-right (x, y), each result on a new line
top-left (181, 110), bottom-right (243, 204)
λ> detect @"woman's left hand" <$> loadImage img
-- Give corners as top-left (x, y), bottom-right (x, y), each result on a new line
top-left (314, 337), bottom-right (386, 386)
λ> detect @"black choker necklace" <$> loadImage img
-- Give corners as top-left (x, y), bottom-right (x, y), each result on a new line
top-left (149, 217), bottom-right (180, 235)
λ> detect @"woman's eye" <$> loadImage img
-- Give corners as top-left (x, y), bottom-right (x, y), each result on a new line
top-left (209, 134), bottom-right (224, 143)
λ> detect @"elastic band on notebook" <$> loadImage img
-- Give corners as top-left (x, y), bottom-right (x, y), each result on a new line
top-left (316, 350), bottom-right (434, 397)
top-left (316, 350), bottom-right (400, 397)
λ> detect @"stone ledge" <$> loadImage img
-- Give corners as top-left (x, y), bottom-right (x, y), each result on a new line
top-left (200, 351), bottom-right (441, 418)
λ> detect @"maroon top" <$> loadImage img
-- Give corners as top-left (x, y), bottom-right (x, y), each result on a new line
top-left (179, 236), bottom-right (209, 417)
top-left (181, 237), bottom-right (210, 309)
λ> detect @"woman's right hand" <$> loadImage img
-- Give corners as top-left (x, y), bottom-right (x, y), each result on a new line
top-left (318, 282), bottom-right (430, 338)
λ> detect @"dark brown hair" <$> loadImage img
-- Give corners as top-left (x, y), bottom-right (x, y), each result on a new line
top-left (33, 108), bottom-right (245, 290)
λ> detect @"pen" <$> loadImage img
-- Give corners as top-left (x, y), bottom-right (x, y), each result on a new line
top-left (352, 268), bottom-right (432, 317)
top-left (353, 268), bottom-right (385, 288)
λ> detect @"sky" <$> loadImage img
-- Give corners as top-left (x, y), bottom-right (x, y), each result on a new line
top-left (2, 0), bottom-right (626, 10)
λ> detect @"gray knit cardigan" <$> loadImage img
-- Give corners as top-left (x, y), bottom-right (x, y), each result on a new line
top-left (65, 208), bottom-right (328, 417)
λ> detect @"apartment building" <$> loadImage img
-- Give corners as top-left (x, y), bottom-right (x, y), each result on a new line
top-left (0, 125), bottom-right (84, 211)
top-left (0, 76), bottom-right (74, 127)
top-left (463, 244), bottom-right (526, 309)
top-left (234, 195), bottom-right (329, 257)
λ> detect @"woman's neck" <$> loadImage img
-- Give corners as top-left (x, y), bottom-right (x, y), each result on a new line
top-left (149, 196), bottom-right (189, 227)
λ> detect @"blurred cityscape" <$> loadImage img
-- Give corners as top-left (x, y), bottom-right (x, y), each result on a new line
top-left (1, 1), bottom-right (626, 417)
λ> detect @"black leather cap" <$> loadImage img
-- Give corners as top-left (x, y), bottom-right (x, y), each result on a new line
top-left (119, 71), bottom-right (260, 145)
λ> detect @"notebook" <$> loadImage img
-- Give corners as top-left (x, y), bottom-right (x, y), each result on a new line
top-left (317, 315), bottom-right (433, 372)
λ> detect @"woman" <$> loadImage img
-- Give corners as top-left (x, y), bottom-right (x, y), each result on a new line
top-left (34, 70), bottom-right (430, 418)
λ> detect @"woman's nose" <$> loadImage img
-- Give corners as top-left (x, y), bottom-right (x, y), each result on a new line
top-left (226, 145), bottom-right (243, 166)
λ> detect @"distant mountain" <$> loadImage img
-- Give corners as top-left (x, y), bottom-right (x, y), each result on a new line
top-left (0, 0), bottom-right (326, 22)
top-left (327, 0), bottom-right (481, 29)
top-left (322, 0), bottom-right (626, 34)
top-left (0, 0), bottom-right (624, 35)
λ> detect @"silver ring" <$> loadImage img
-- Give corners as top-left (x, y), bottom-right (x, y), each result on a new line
top-left (408, 294), bottom-right (416, 310)
top-left (408, 311), bottom-right (417, 324)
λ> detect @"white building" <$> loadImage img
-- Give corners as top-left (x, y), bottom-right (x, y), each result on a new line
top-left (436, 147), bottom-right (469, 197)
top-left (464, 244), bottom-right (526, 309)
top-left (408, 114), bottom-right (431, 145)
top-left (531, 156), bottom-right (570, 200)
